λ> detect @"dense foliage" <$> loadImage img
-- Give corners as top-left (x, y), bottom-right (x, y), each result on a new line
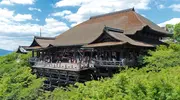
top-left (174, 23), bottom-right (180, 42)
top-left (165, 23), bottom-right (180, 42)
top-left (49, 66), bottom-right (180, 100)
top-left (0, 53), bottom-right (44, 100)
top-left (144, 43), bottom-right (180, 68)
top-left (166, 24), bottom-right (174, 34)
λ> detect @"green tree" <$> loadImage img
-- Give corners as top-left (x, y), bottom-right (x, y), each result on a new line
top-left (166, 24), bottom-right (174, 34)
top-left (174, 23), bottom-right (180, 42)
top-left (144, 44), bottom-right (180, 69)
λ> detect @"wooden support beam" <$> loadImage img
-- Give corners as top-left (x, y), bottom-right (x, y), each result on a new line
top-left (32, 51), bottom-right (34, 57)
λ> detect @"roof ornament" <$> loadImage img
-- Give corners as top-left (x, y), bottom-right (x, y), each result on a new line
top-left (132, 7), bottom-right (135, 11)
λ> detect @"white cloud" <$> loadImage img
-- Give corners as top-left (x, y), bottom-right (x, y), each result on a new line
top-left (0, 8), bottom-right (32, 22)
top-left (141, 14), bottom-right (146, 17)
top-left (55, 0), bottom-right (151, 26)
top-left (42, 18), bottom-right (69, 36)
top-left (70, 23), bottom-right (78, 27)
top-left (28, 7), bottom-right (42, 12)
top-left (0, 36), bottom-right (31, 51)
top-left (0, 8), bottom-right (14, 18)
top-left (0, 7), bottom-right (69, 50)
top-left (0, 8), bottom-right (69, 50)
top-left (159, 4), bottom-right (165, 9)
top-left (0, 17), bottom-right (69, 50)
top-left (0, 21), bottom-right (40, 37)
top-left (55, 0), bottom-right (90, 7)
top-left (169, 4), bottom-right (180, 12)
top-left (35, 18), bottom-right (40, 21)
top-left (158, 18), bottom-right (180, 27)
top-left (0, 0), bottom-right (12, 5)
top-left (13, 14), bottom-right (32, 22)
top-left (0, 0), bottom-right (35, 5)
top-left (56, 0), bottom-right (150, 9)
top-left (51, 10), bottom-right (72, 17)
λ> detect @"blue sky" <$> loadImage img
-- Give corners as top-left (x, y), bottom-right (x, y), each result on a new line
top-left (0, 0), bottom-right (180, 50)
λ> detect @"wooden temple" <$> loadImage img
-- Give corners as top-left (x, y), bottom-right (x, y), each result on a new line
top-left (27, 8), bottom-right (171, 90)
top-left (29, 36), bottom-right (55, 64)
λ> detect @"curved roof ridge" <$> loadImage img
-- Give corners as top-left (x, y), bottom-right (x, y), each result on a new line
top-left (132, 11), bottom-right (146, 27)
top-left (29, 36), bottom-right (55, 48)
top-left (34, 36), bottom-right (55, 40)
top-left (90, 8), bottom-right (135, 19)
top-left (134, 13), bottom-right (169, 34)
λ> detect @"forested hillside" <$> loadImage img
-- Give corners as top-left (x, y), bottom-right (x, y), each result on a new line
top-left (0, 53), bottom-right (44, 100)
top-left (0, 43), bottom-right (180, 100)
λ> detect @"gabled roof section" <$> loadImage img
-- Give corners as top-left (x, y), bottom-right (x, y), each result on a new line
top-left (16, 46), bottom-right (29, 54)
top-left (134, 13), bottom-right (169, 35)
top-left (89, 27), bottom-right (122, 44)
top-left (53, 8), bottom-right (170, 47)
top-left (29, 36), bottom-right (55, 48)
top-left (83, 28), bottom-right (156, 48)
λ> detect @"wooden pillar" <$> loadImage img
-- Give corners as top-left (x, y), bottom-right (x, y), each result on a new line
top-left (76, 73), bottom-right (79, 82)
top-left (32, 50), bottom-right (34, 57)
top-left (66, 71), bottom-right (69, 84)
top-left (90, 50), bottom-right (93, 59)
top-left (49, 71), bottom-right (52, 89)
top-left (108, 68), bottom-right (112, 77)
top-left (105, 51), bottom-right (107, 60)
top-left (117, 51), bottom-right (120, 60)
top-left (37, 51), bottom-right (39, 57)
top-left (88, 50), bottom-right (93, 67)
top-left (58, 71), bottom-right (61, 87)
top-left (83, 50), bottom-right (85, 57)
top-left (120, 49), bottom-right (124, 58)
top-left (109, 51), bottom-right (112, 61)
top-left (42, 51), bottom-right (44, 58)
top-left (97, 49), bottom-right (100, 60)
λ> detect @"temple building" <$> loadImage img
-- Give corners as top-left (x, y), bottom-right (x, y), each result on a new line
top-left (28, 8), bottom-right (171, 90)
top-left (29, 36), bottom-right (55, 64)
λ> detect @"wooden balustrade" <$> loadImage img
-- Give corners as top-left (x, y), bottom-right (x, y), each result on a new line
top-left (93, 59), bottom-right (124, 67)
top-left (32, 58), bottom-right (125, 70)
top-left (33, 61), bottom-right (93, 71)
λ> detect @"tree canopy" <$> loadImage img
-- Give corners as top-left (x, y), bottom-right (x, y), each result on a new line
top-left (0, 53), bottom-right (45, 100)
top-left (166, 24), bottom-right (174, 34)
top-left (174, 23), bottom-right (180, 42)
top-left (165, 23), bottom-right (180, 42)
